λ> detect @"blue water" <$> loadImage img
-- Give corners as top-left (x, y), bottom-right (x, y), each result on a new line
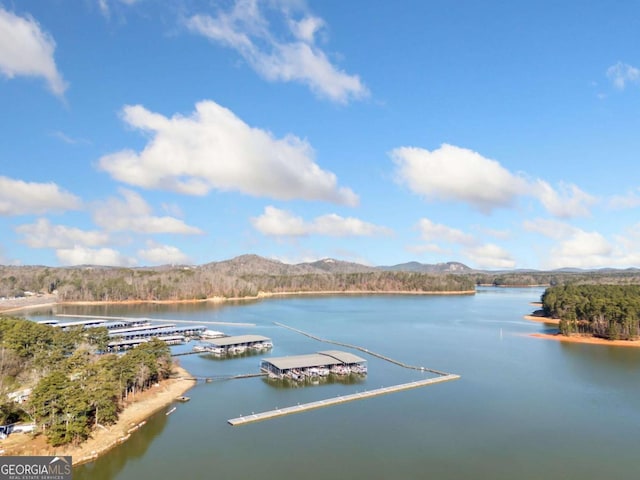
top-left (59, 288), bottom-right (640, 480)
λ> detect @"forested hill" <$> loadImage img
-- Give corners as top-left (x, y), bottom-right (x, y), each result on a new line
top-left (0, 255), bottom-right (476, 302)
top-left (2, 254), bottom-right (640, 303)
top-left (542, 284), bottom-right (640, 340)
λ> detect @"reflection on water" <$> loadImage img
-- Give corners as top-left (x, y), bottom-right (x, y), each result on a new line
top-left (53, 288), bottom-right (640, 480)
top-left (263, 373), bottom-right (367, 389)
top-left (74, 410), bottom-right (169, 480)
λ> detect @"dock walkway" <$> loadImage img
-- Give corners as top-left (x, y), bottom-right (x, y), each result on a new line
top-left (274, 322), bottom-right (449, 376)
top-left (228, 374), bottom-right (460, 426)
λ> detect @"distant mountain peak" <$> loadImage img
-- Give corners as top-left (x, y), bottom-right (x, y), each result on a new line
top-left (378, 261), bottom-right (473, 273)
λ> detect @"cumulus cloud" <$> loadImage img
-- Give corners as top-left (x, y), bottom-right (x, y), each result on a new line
top-left (522, 218), bottom-right (578, 240)
top-left (410, 217), bottom-right (516, 268)
top-left (186, 1), bottom-right (368, 103)
top-left (99, 101), bottom-right (358, 205)
top-left (137, 241), bottom-right (191, 265)
top-left (405, 243), bottom-right (448, 255)
top-left (523, 218), bottom-right (640, 269)
top-left (391, 144), bottom-right (527, 213)
top-left (532, 180), bottom-right (596, 218)
top-left (0, 6), bottom-right (67, 95)
top-left (56, 246), bottom-right (135, 267)
top-left (608, 189), bottom-right (640, 209)
top-left (16, 218), bottom-right (110, 248)
top-left (93, 188), bottom-right (202, 234)
top-left (0, 176), bottom-right (81, 215)
top-left (463, 244), bottom-right (515, 269)
top-left (251, 206), bottom-right (392, 237)
top-left (607, 62), bottom-right (640, 90)
top-left (391, 143), bottom-right (594, 218)
top-left (546, 230), bottom-right (614, 269)
top-left (416, 218), bottom-right (475, 245)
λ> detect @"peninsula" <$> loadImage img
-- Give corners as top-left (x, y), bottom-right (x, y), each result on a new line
top-left (526, 284), bottom-right (640, 348)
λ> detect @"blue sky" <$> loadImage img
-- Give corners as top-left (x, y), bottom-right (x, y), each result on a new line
top-left (1, 0), bottom-right (640, 270)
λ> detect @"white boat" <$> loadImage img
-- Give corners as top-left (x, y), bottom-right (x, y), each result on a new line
top-left (351, 364), bottom-right (368, 375)
top-left (331, 365), bottom-right (350, 375)
top-left (201, 329), bottom-right (225, 338)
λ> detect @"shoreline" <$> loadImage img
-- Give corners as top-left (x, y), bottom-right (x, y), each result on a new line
top-left (0, 289), bottom-right (477, 314)
top-left (523, 314), bottom-right (560, 325)
top-left (0, 365), bottom-right (196, 466)
top-left (530, 332), bottom-right (640, 348)
top-left (523, 311), bottom-right (640, 348)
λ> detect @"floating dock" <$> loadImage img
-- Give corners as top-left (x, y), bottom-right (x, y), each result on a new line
top-left (196, 334), bottom-right (273, 355)
top-left (56, 314), bottom-right (256, 327)
top-left (228, 374), bottom-right (460, 426)
top-left (261, 350), bottom-right (366, 380)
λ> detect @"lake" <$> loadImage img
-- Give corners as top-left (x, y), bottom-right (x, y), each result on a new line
top-left (39, 287), bottom-right (640, 479)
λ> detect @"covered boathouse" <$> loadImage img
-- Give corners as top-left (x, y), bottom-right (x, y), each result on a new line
top-left (260, 350), bottom-right (367, 379)
top-left (201, 335), bottom-right (273, 354)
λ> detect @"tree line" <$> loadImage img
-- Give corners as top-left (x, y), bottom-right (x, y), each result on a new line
top-left (541, 284), bottom-right (640, 340)
top-left (0, 317), bottom-right (173, 446)
top-left (0, 266), bottom-right (477, 302)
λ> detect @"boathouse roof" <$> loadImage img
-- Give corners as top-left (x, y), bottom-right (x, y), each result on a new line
top-left (262, 350), bottom-right (366, 370)
top-left (205, 335), bottom-right (271, 347)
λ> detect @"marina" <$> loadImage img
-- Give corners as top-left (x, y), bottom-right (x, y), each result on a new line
top-left (228, 374), bottom-right (461, 425)
top-left (55, 313), bottom-right (256, 327)
top-left (40, 315), bottom-right (209, 351)
top-left (260, 350), bottom-right (367, 380)
top-left (194, 334), bottom-right (273, 355)
top-left (64, 289), bottom-right (640, 480)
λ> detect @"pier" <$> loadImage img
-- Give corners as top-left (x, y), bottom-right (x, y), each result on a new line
top-left (228, 374), bottom-right (460, 426)
top-left (274, 322), bottom-right (449, 376)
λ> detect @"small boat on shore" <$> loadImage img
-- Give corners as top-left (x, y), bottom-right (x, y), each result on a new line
top-left (176, 396), bottom-right (190, 402)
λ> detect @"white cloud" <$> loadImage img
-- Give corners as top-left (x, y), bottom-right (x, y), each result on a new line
top-left (416, 218), bottom-right (475, 245)
top-left (56, 246), bottom-right (135, 267)
top-left (475, 226), bottom-right (511, 240)
top-left (290, 16), bottom-right (325, 43)
top-left (532, 180), bottom-right (596, 218)
top-left (251, 206), bottom-right (307, 236)
top-left (0, 6), bottom-right (67, 95)
top-left (99, 101), bottom-right (358, 205)
top-left (607, 62), bottom-right (640, 90)
top-left (391, 143), bottom-right (595, 218)
top-left (0, 176), bottom-right (81, 215)
top-left (98, 0), bottom-right (110, 18)
top-left (186, 1), bottom-right (368, 103)
top-left (50, 130), bottom-right (90, 145)
top-left (464, 244), bottom-right (515, 269)
top-left (522, 218), bottom-right (578, 240)
top-left (251, 206), bottom-right (392, 237)
top-left (137, 242), bottom-right (191, 265)
top-left (546, 230), bottom-right (615, 269)
top-left (608, 189), bottom-right (640, 209)
top-left (93, 188), bottom-right (203, 234)
top-left (391, 144), bottom-right (527, 213)
top-left (98, 0), bottom-right (143, 19)
top-left (554, 230), bottom-right (612, 258)
top-left (523, 218), bottom-right (640, 269)
top-left (16, 218), bottom-right (110, 248)
top-left (312, 214), bottom-right (393, 237)
top-left (405, 243), bottom-right (448, 255)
